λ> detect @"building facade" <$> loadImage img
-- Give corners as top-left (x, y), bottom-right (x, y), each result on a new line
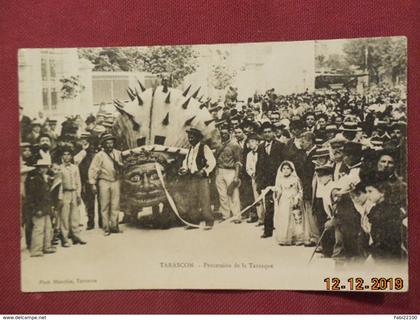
top-left (18, 49), bottom-right (155, 120)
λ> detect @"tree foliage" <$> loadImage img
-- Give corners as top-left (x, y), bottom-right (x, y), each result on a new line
top-left (60, 75), bottom-right (85, 99)
top-left (79, 46), bottom-right (199, 87)
top-left (209, 49), bottom-right (236, 90)
top-left (325, 54), bottom-right (350, 72)
top-left (79, 47), bottom-right (132, 71)
top-left (343, 37), bottom-right (406, 84)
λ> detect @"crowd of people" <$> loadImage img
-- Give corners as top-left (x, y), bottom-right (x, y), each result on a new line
top-left (20, 84), bottom-right (407, 264)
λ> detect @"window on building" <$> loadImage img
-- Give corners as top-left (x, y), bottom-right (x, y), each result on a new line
top-left (51, 88), bottom-right (57, 110)
top-left (42, 88), bottom-right (49, 110)
top-left (49, 59), bottom-right (56, 79)
top-left (41, 58), bottom-right (48, 81)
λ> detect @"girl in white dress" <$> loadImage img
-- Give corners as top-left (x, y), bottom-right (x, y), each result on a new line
top-left (273, 161), bottom-right (304, 245)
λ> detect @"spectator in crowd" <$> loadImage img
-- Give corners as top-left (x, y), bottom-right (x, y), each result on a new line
top-left (58, 147), bottom-right (86, 246)
top-left (25, 158), bottom-right (56, 257)
top-left (34, 134), bottom-right (53, 164)
top-left (215, 126), bottom-right (243, 223)
top-left (365, 179), bottom-right (402, 261)
top-left (88, 134), bottom-right (123, 236)
top-left (256, 122), bottom-right (286, 238)
top-left (245, 133), bottom-right (263, 224)
top-left (273, 161), bottom-right (304, 246)
top-left (25, 121), bottom-right (42, 145)
top-left (74, 132), bottom-right (99, 230)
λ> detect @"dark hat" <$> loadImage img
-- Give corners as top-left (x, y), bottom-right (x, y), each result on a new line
top-left (215, 119), bottom-right (229, 129)
top-left (100, 133), bottom-right (116, 145)
top-left (300, 131), bottom-right (316, 142)
top-left (360, 170), bottom-right (390, 190)
top-left (60, 145), bottom-right (74, 155)
top-left (342, 141), bottom-right (362, 156)
top-left (304, 111), bottom-right (315, 119)
top-left (316, 113), bottom-right (328, 121)
top-left (375, 147), bottom-right (398, 162)
top-left (47, 119), bottom-right (58, 124)
top-left (247, 133), bottom-right (259, 141)
top-left (85, 114), bottom-right (96, 125)
top-left (186, 127), bottom-right (203, 138)
top-left (241, 120), bottom-right (260, 131)
top-left (260, 121), bottom-right (275, 131)
top-left (391, 120), bottom-right (407, 132)
top-left (38, 133), bottom-right (51, 142)
top-left (289, 119), bottom-right (305, 132)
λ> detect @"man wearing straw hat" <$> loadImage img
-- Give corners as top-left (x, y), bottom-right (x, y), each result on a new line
top-left (25, 158), bottom-right (56, 257)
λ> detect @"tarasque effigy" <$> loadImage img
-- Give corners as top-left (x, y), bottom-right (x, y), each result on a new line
top-left (111, 78), bottom-right (221, 228)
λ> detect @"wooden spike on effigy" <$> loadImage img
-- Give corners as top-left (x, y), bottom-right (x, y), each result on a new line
top-left (191, 87), bottom-right (200, 99)
top-left (137, 80), bottom-right (146, 92)
top-left (182, 97), bottom-right (191, 109)
top-left (165, 92), bottom-right (171, 104)
top-left (182, 84), bottom-right (191, 97)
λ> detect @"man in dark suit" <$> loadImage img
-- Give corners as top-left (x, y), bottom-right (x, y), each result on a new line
top-left (255, 122), bottom-right (286, 238)
top-left (74, 132), bottom-right (100, 230)
top-left (330, 137), bottom-right (350, 182)
top-left (299, 131), bottom-right (319, 246)
top-left (326, 142), bottom-right (365, 261)
top-left (25, 158), bottom-right (56, 257)
top-left (233, 125), bottom-right (254, 218)
top-left (284, 119), bottom-right (306, 178)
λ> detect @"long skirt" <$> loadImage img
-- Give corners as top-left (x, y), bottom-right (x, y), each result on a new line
top-left (274, 194), bottom-right (304, 245)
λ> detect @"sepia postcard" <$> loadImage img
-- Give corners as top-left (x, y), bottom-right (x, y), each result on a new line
top-left (19, 36), bottom-right (408, 292)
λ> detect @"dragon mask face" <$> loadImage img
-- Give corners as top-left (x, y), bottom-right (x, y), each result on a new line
top-left (123, 161), bottom-right (166, 208)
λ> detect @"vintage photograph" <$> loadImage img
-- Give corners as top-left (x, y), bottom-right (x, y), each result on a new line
top-left (19, 37), bottom-right (408, 292)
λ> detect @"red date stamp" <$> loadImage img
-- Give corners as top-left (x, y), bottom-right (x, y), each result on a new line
top-left (324, 277), bottom-right (404, 291)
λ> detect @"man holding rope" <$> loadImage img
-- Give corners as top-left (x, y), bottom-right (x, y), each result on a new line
top-left (178, 127), bottom-right (216, 230)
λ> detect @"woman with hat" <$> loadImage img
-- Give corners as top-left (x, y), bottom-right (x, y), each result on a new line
top-left (365, 178), bottom-right (403, 261)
